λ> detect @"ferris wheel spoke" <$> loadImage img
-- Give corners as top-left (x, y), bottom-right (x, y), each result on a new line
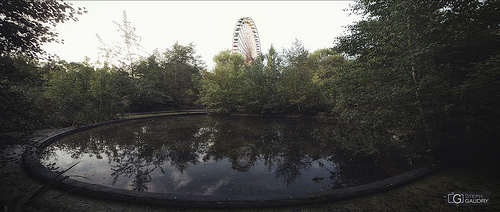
top-left (232, 17), bottom-right (261, 63)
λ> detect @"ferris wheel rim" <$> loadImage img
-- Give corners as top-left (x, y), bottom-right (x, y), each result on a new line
top-left (232, 17), bottom-right (261, 62)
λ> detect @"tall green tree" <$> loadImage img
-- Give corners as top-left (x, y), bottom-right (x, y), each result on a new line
top-left (89, 65), bottom-right (134, 121)
top-left (239, 54), bottom-right (266, 113)
top-left (1, 0), bottom-right (85, 133)
top-left (334, 0), bottom-right (500, 159)
top-left (162, 42), bottom-right (204, 109)
top-left (281, 39), bottom-right (323, 114)
top-left (307, 48), bottom-right (344, 81)
top-left (261, 45), bottom-right (284, 113)
top-left (306, 48), bottom-right (345, 108)
top-left (131, 51), bottom-right (171, 112)
top-left (199, 50), bottom-right (245, 113)
top-left (0, 0), bottom-right (86, 59)
top-left (131, 43), bottom-right (203, 112)
top-left (236, 45), bottom-right (285, 114)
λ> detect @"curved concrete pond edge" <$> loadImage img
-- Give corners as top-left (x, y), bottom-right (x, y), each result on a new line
top-left (23, 112), bottom-right (446, 208)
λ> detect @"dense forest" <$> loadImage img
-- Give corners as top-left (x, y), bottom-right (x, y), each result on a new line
top-left (1, 0), bottom-right (499, 162)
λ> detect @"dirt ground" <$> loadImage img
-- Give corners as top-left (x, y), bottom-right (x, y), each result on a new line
top-left (1, 128), bottom-right (499, 212)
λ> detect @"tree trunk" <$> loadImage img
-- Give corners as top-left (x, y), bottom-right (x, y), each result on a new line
top-left (407, 18), bottom-right (423, 115)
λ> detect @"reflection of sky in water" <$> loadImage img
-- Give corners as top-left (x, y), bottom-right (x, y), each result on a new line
top-left (43, 148), bottom-right (337, 196)
top-left (40, 115), bottom-right (394, 197)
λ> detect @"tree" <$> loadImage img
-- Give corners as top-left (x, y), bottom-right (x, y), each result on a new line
top-left (334, 0), bottom-right (500, 160)
top-left (306, 48), bottom-right (345, 108)
top-left (239, 53), bottom-right (267, 113)
top-left (45, 61), bottom-right (94, 125)
top-left (231, 45), bottom-right (286, 114)
top-left (261, 45), bottom-right (284, 113)
top-left (0, 0), bottom-right (86, 59)
top-left (97, 10), bottom-right (144, 72)
top-left (45, 61), bottom-right (133, 125)
top-left (89, 65), bottom-right (134, 121)
top-left (198, 42), bottom-right (331, 115)
top-left (307, 48), bottom-right (344, 81)
top-left (0, 55), bottom-right (45, 132)
top-left (162, 42), bottom-right (204, 109)
top-left (131, 51), bottom-right (173, 112)
top-left (1, 0), bottom-right (85, 133)
top-left (281, 39), bottom-right (322, 113)
top-left (459, 54), bottom-right (500, 147)
top-left (131, 43), bottom-right (203, 112)
top-left (198, 50), bottom-right (245, 113)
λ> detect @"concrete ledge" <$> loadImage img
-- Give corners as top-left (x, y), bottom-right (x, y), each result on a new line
top-left (23, 113), bottom-right (445, 208)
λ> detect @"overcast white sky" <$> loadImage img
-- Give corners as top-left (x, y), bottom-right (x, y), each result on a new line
top-left (42, 1), bottom-right (360, 69)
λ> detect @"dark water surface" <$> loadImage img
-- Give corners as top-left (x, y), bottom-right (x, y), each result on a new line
top-left (39, 115), bottom-right (402, 199)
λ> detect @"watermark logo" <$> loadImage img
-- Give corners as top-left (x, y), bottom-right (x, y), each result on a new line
top-left (446, 191), bottom-right (490, 205)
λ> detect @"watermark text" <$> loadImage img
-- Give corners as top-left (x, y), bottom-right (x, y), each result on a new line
top-left (446, 191), bottom-right (490, 205)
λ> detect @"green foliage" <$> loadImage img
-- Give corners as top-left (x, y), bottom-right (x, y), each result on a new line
top-left (1, 0), bottom-right (496, 167)
top-left (199, 42), bottom-right (345, 115)
top-left (0, 56), bottom-right (46, 132)
top-left (132, 52), bottom-right (173, 111)
top-left (238, 54), bottom-right (267, 113)
top-left (307, 48), bottom-right (344, 82)
top-left (0, 0), bottom-right (86, 59)
top-left (0, 0), bottom-right (85, 132)
top-left (2, 37), bottom-right (204, 132)
top-left (198, 50), bottom-right (245, 113)
top-left (260, 45), bottom-right (285, 113)
top-left (306, 48), bottom-right (345, 111)
top-left (162, 42), bottom-right (204, 109)
top-left (229, 45), bottom-right (286, 114)
top-left (458, 54), bottom-right (500, 145)
top-left (45, 61), bottom-right (133, 126)
top-left (334, 0), bottom-right (500, 160)
top-left (280, 40), bottom-right (324, 114)
top-left (131, 43), bottom-right (203, 112)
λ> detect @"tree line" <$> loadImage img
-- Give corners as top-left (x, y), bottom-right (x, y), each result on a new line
top-left (1, 43), bottom-right (203, 130)
top-left (198, 41), bottom-right (344, 115)
top-left (1, 0), bottom-right (498, 161)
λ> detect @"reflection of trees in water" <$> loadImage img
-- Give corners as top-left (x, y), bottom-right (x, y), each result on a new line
top-left (108, 143), bottom-right (162, 191)
top-left (193, 116), bottom-right (330, 184)
top-left (43, 115), bottom-right (399, 191)
top-left (107, 119), bottom-right (205, 191)
top-left (130, 169), bottom-right (151, 191)
top-left (326, 154), bottom-right (393, 189)
top-left (312, 157), bottom-right (349, 189)
top-left (274, 150), bottom-right (312, 185)
top-left (45, 118), bottom-right (204, 191)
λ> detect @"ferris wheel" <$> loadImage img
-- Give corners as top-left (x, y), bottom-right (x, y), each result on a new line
top-left (232, 17), bottom-right (261, 63)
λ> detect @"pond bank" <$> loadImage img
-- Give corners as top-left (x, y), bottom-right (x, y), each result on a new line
top-left (2, 127), bottom-right (499, 211)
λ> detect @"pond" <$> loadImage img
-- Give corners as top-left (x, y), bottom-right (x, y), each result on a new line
top-left (38, 114), bottom-right (408, 201)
